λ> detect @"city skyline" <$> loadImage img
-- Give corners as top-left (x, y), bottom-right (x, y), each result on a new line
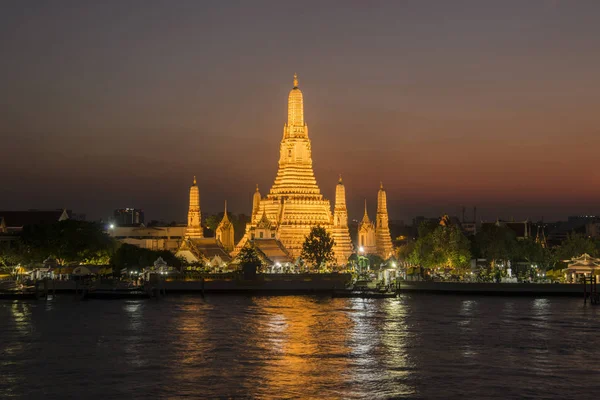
top-left (2, 1), bottom-right (600, 222)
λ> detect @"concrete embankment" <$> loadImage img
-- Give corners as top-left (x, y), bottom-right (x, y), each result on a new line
top-left (165, 273), bottom-right (352, 294)
top-left (398, 281), bottom-right (585, 296)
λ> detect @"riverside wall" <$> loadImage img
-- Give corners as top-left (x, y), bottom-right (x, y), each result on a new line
top-left (398, 281), bottom-right (585, 296)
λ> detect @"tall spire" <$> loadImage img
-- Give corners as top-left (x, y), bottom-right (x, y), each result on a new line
top-left (185, 176), bottom-right (203, 239)
top-left (252, 184), bottom-right (262, 218)
top-left (216, 200), bottom-right (234, 252)
top-left (362, 199), bottom-right (370, 222)
top-left (376, 183), bottom-right (393, 259)
top-left (287, 73), bottom-right (304, 128)
top-left (332, 176), bottom-right (353, 264)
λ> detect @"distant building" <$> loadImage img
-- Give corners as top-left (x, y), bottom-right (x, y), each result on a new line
top-left (108, 225), bottom-right (186, 252)
top-left (481, 219), bottom-right (532, 240)
top-left (113, 208), bottom-right (144, 226)
top-left (0, 209), bottom-right (70, 233)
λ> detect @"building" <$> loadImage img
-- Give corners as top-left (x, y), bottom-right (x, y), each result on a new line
top-left (375, 183), bottom-right (394, 259)
top-left (185, 176), bottom-right (203, 239)
top-left (358, 200), bottom-right (377, 255)
top-left (215, 201), bottom-right (235, 252)
top-left (357, 188), bottom-right (394, 260)
top-left (0, 209), bottom-right (70, 233)
top-left (176, 238), bottom-right (232, 270)
top-left (233, 74), bottom-right (355, 265)
top-left (566, 253), bottom-right (600, 280)
top-left (175, 178), bottom-right (232, 269)
top-left (331, 176), bottom-right (354, 265)
top-left (481, 219), bottom-right (533, 240)
top-left (113, 208), bottom-right (144, 225)
top-left (108, 225), bottom-right (186, 252)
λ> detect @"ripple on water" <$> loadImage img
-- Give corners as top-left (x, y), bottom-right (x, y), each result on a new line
top-left (0, 295), bottom-right (599, 399)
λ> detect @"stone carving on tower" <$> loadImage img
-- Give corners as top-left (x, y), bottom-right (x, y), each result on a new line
top-left (331, 175), bottom-right (354, 265)
top-left (216, 200), bottom-right (235, 252)
top-left (185, 176), bottom-right (203, 239)
top-left (358, 200), bottom-right (377, 255)
top-left (234, 74), bottom-right (341, 261)
top-left (375, 182), bottom-right (394, 259)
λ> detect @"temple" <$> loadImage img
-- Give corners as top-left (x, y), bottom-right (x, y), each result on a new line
top-left (375, 182), bottom-right (394, 259)
top-left (185, 176), bottom-right (203, 239)
top-left (234, 74), bottom-right (351, 264)
top-left (216, 201), bottom-right (235, 252)
top-left (358, 200), bottom-right (377, 255)
top-left (357, 183), bottom-right (394, 260)
top-left (331, 175), bottom-right (354, 264)
top-left (177, 177), bottom-right (231, 268)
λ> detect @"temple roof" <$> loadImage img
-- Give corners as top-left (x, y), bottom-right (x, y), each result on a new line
top-left (184, 238), bottom-right (232, 262)
top-left (566, 253), bottom-right (600, 269)
top-left (252, 239), bottom-right (293, 264)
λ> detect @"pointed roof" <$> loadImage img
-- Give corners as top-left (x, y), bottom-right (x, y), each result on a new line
top-left (338, 174), bottom-right (343, 184)
top-left (361, 199), bottom-right (371, 224)
top-left (218, 200), bottom-right (231, 228)
top-left (257, 209), bottom-right (272, 229)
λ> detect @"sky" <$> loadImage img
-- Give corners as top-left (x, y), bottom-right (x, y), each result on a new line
top-left (1, 0), bottom-right (600, 223)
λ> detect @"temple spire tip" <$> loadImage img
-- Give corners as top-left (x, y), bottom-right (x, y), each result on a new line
top-left (293, 72), bottom-right (298, 88)
top-left (193, 176), bottom-right (197, 185)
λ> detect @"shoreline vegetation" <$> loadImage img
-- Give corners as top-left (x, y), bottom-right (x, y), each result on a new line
top-left (1, 219), bottom-right (599, 295)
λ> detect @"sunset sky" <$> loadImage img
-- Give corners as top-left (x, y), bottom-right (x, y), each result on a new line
top-left (2, 1), bottom-right (600, 223)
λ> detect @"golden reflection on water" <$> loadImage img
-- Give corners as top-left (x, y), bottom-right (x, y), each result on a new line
top-left (253, 297), bottom-right (353, 398)
top-left (379, 298), bottom-right (414, 397)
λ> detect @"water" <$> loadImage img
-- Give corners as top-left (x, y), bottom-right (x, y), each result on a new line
top-left (1, 294), bottom-right (599, 399)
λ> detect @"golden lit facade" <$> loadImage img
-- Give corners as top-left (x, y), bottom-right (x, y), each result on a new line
top-left (235, 74), bottom-right (349, 263)
top-left (358, 200), bottom-right (377, 254)
top-left (216, 201), bottom-right (235, 252)
top-left (375, 182), bottom-right (394, 259)
top-left (331, 176), bottom-right (354, 264)
top-left (185, 176), bottom-right (203, 239)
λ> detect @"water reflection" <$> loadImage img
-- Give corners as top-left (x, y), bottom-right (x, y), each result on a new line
top-left (1, 295), bottom-right (599, 399)
top-left (253, 297), bottom-right (353, 399)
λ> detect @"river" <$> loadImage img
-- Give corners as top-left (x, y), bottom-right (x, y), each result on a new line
top-left (1, 294), bottom-right (599, 399)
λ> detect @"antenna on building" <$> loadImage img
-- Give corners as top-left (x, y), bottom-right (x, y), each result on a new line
top-left (473, 206), bottom-right (477, 223)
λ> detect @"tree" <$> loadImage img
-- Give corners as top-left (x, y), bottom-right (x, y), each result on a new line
top-left (237, 245), bottom-right (262, 269)
top-left (554, 233), bottom-right (598, 267)
top-left (408, 222), bottom-right (471, 277)
top-left (19, 220), bottom-right (115, 265)
top-left (301, 226), bottom-right (336, 269)
top-left (475, 224), bottom-right (518, 268)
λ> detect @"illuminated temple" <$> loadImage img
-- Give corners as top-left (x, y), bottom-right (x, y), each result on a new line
top-left (234, 74), bottom-right (354, 264)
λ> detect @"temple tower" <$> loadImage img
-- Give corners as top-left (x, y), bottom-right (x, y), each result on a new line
top-left (375, 182), bottom-right (393, 259)
top-left (234, 74), bottom-right (334, 260)
top-left (331, 175), bottom-right (354, 265)
top-left (358, 200), bottom-right (377, 254)
top-left (185, 176), bottom-right (203, 239)
top-left (216, 200), bottom-right (235, 252)
top-left (252, 184), bottom-right (261, 217)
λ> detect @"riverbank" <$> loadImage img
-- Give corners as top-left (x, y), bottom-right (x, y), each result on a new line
top-left (398, 281), bottom-right (585, 296)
